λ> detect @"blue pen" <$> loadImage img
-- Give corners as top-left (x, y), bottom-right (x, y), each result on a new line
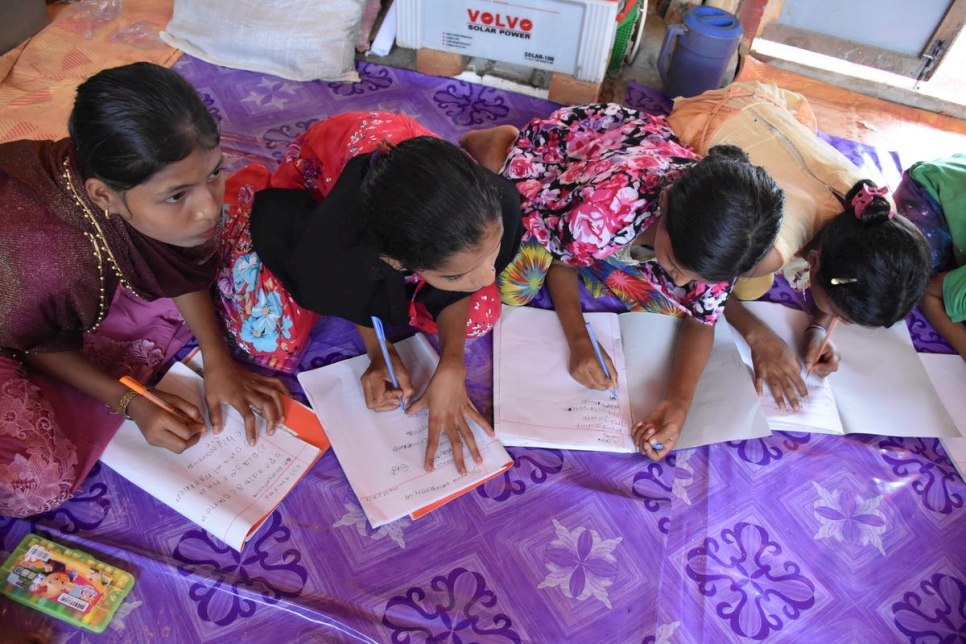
top-left (584, 322), bottom-right (617, 400)
top-left (371, 316), bottom-right (406, 410)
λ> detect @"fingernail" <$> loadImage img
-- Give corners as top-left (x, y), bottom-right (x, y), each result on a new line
top-left (248, 438), bottom-right (255, 446)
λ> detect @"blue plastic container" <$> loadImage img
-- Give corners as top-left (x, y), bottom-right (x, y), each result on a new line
top-left (657, 6), bottom-right (743, 99)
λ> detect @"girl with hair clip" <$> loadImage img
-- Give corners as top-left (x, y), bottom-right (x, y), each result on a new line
top-left (218, 112), bottom-right (523, 476)
top-left (667, 82), bottom-right (931, 411)
top-left (724, 179), bottom-right (931, 409)
top-left (461, 103), bottom-right (785, 459)
top-left (0, 63), bottom-right (288, 518)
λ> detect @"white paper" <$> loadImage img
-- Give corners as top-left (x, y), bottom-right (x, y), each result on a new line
top-left (297, 334), bottom-right (512, 528)
top-left (918, 352), bottom-right (966, 481)
top-left (619, 312), bottom-right (771, 449)
top-left (101, 363), bottom-right (321, 551)
top-left (495, 308), bottom-right (636, 452)
top-left (758, 372), bottom-right (843, 434)
top-left (368, 1), bottom-right (396, 56)
top-left (736, 302), bottom-right (960, 438)
top-left (494, 306), bottom-right (770, 451)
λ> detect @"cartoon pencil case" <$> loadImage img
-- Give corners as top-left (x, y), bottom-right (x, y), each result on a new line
top-left (0, 533), bottom-right (136, 633)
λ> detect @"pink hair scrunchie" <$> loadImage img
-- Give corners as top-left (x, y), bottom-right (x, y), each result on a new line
top-left (851, 183), bottom-right (891, 219)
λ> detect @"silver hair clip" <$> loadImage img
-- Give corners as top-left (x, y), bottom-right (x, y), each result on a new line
top-left (830, 277), bottom-right (858, 285)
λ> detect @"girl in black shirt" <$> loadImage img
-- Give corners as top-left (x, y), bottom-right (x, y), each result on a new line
top-left (219, 112), bottom-right (523, 475)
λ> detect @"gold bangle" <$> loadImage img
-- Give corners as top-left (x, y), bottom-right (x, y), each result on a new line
top-left (117, 389), bottom-right (140, 420)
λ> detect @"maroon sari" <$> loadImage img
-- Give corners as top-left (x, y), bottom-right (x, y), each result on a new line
top-left (0, 138), bottom-right (219, 518)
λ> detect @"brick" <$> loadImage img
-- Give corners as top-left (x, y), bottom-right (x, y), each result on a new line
top-left (548, 73), bottom-right (604, 105)
top-left (415, 48), bottom-right (468, 78)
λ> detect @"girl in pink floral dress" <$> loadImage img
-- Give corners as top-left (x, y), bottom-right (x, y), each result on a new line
top-left (462, 103), bottom-right (784, 459)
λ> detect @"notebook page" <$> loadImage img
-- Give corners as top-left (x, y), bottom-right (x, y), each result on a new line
top-left (739, 302), bottom-right (959, 438)
top-left (101, 362), bottom-right (322, 551)
top-left (729, 303), bottom-right (844, 434)
top-left (620, 312), bottom-right (771, 448)
top-left (494, 306), bottom-right (637, 452)
top-left (298, 334), bottom-right (512, 527)
top-left (917, 352), bottom-right (966, 481)
top-left (831, 322), bottom-right (958, 437)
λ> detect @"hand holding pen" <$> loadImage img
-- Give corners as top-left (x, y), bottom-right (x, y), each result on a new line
top-left (362, 316), bottom-right (412, 411)
top-left (118, 376), bottom-right (206, 454)
top-left (583, 322), bottom-right (618, 400)
top-left (804, 318), bottom-right (840, 378)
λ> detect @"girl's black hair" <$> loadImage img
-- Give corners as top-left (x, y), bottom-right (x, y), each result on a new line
top-left (811, 179), bottom-right (931, 327)
top-left (360, 136), bottom-right (503, 272)
top-left (664, 144), bottom-right (785, 282)
top-left (68, 62), bottom-right (219, 191)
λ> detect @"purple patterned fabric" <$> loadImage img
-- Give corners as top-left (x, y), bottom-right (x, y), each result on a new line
top-left (1, 59), bottom-right (964, 642)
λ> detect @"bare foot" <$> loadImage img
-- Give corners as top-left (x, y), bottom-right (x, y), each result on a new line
top-left (459, 125), bottom-right (520, 173)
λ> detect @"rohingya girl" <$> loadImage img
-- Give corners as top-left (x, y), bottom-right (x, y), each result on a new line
top-left (218, 112), bottom-right (523, 476)
top-left (0, 63), bottom-right (287, 518)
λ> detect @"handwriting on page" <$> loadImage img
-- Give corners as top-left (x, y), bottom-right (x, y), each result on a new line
top-left (173, 431), bottom-right (309, 524)
top-left (761, 375), bottom-right (843, 434)
top-left (101, 362), bottom-right (322, 550)
top-left (564, 398), bottom-right (626, 433)
top-left (388, 418), bottom-right (462, 474)
top-left (357, 411), bottom-right (503, 505)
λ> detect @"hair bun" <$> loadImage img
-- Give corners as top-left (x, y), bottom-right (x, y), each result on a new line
top-left (707, 144), bottom-right (750, 164)
top-left (846, 180), bottom-right (892, 224)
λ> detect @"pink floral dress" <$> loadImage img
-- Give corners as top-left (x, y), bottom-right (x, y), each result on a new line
top-left (498, 103), bottom-right (733, 325)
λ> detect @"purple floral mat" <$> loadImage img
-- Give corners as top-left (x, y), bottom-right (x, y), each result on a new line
top-left (2, 59), bottom-right (964, 643)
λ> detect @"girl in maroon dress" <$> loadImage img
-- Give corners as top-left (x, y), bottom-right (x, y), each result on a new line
top-left (0, 63), bottom-right (287, 518)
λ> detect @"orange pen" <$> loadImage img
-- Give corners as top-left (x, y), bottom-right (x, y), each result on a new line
top-left (118, 376), bottom-right (198, 426)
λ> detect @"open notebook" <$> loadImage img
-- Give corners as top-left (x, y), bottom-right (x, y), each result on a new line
top-left (733, 301), bottom-right (960, 439)
top-left (493, 305), bottom-right (770, 452)
top-left (917, 352), bottom-right (966, 482)
top-left (297, 333), bottom-right (513, 528)
top-left (101, 362), bottom-right (328, 551)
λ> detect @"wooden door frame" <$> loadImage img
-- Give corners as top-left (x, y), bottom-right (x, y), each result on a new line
top-left (754, 0), bottom-right (966, 80)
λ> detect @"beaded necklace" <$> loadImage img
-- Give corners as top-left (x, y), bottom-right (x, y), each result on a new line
top-left (61, 156), bottom-right (145, 329)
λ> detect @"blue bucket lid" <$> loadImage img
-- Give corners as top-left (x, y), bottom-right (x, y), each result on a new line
top-left (683, 6), bottom-right (743, 39)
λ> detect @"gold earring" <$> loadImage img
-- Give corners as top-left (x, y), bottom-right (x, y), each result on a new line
top-left (104, 207), bottom-right (111, 220)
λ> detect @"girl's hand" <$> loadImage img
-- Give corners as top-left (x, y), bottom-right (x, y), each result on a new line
top-left (406, 360), bottom-right (492, 476)
top-left (202, 358), bottom-right (288, 446)
top-left (127, 389), bottom-right (206, 454)
top-left (802, 326), bottom-right (840, 377)
top-left (748, 329), bottom-right (808, 411)
top-left (568, 336), bottom-right (618, 391)
top-left (631, 398), bottom-right (688, 461)
top-left (360, 343), bottom-right (415, 411)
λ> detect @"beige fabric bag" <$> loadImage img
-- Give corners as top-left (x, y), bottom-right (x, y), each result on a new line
top-left (161, 0), bottom-right (367, 82)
